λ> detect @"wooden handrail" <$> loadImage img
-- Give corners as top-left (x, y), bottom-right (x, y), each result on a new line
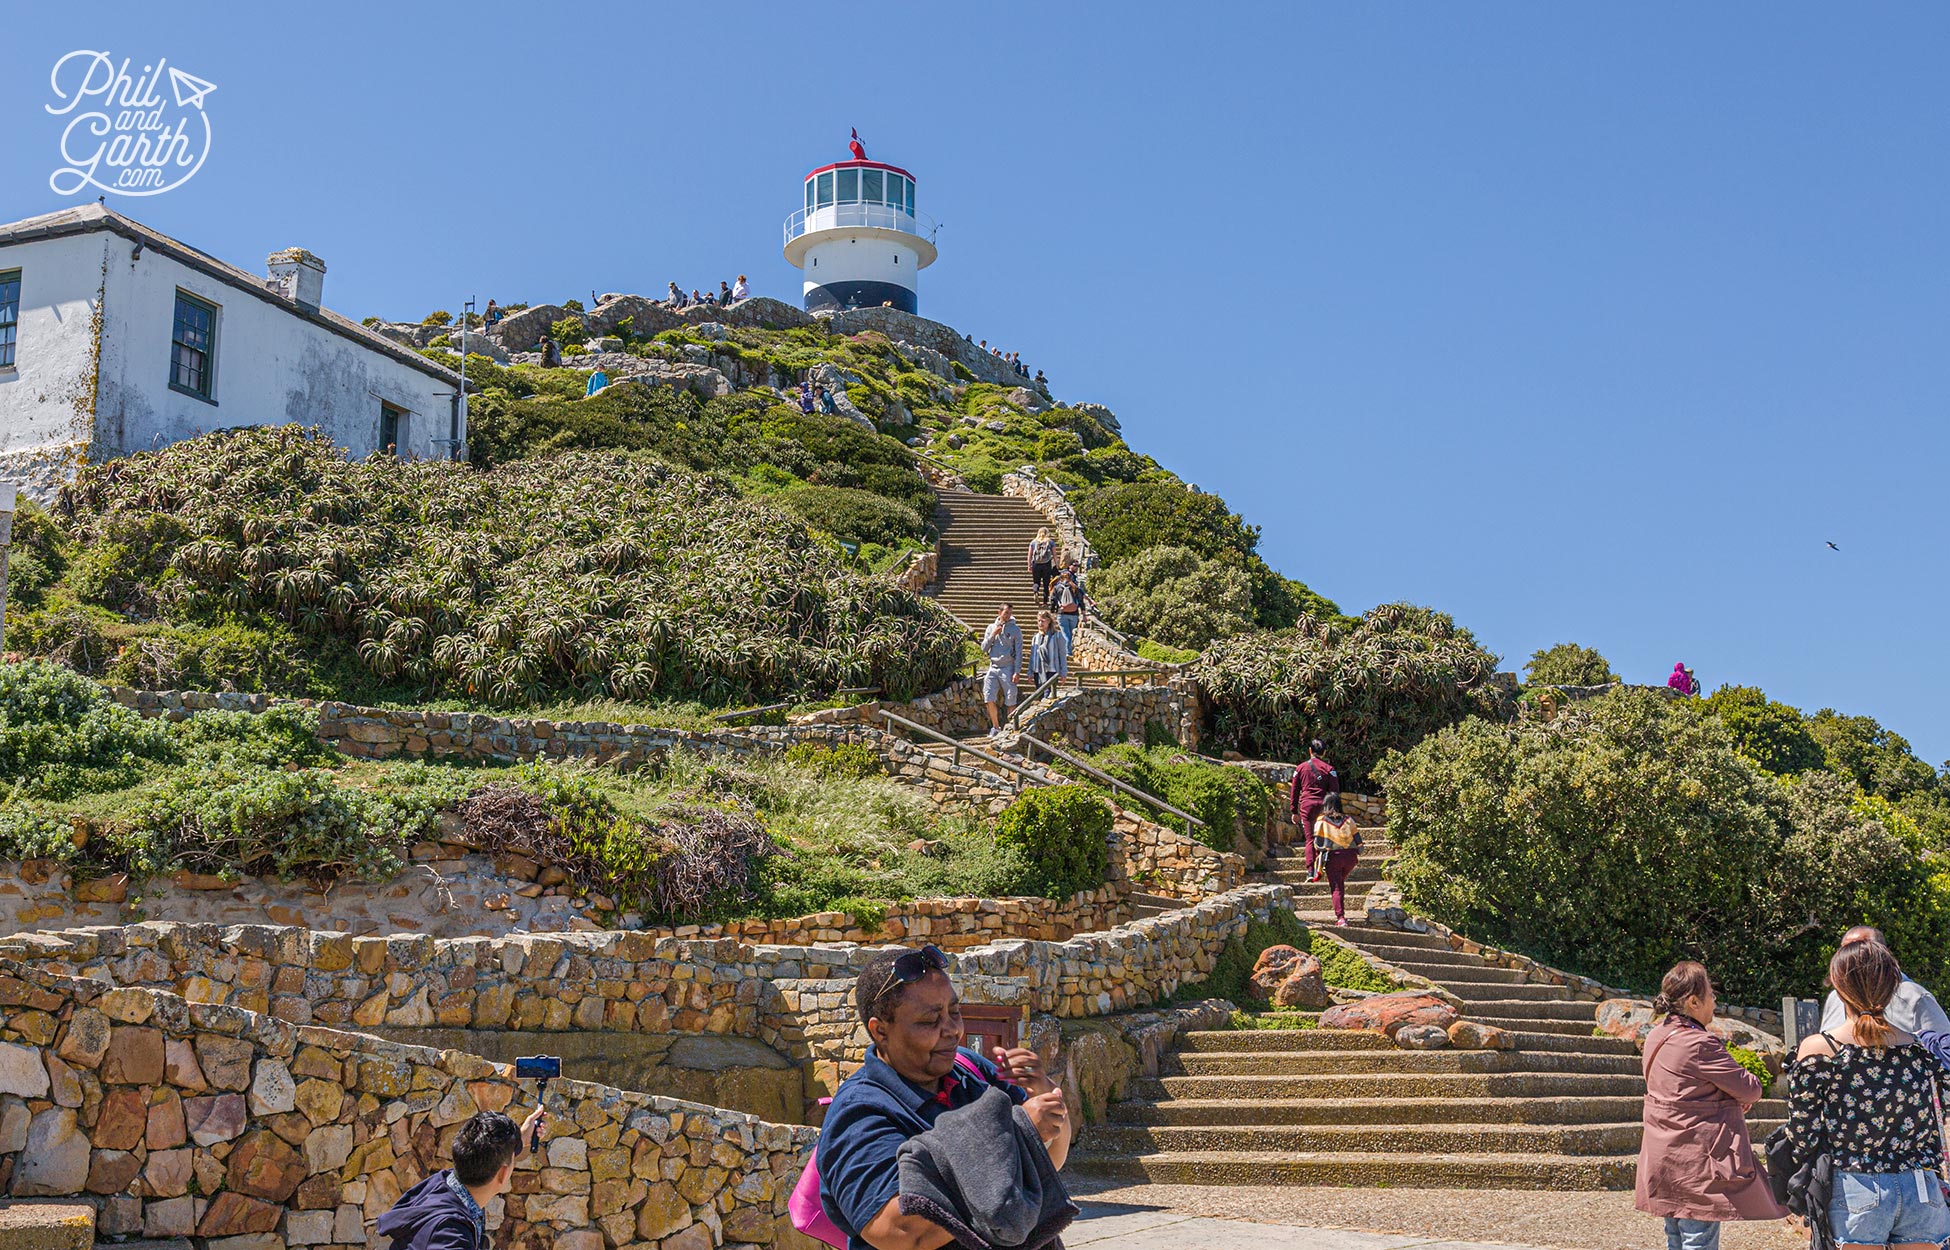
top-left (1013, 732), bottom-right (1207, 830)
top-left (875, 710), bottom-right (1037, 789)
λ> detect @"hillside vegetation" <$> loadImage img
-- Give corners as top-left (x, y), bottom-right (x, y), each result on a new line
top-left (18, 427), bottom-right (964, 706)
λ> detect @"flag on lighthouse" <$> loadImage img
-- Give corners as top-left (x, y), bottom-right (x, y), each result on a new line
top-left (848, 128), bottom-right (866, 161)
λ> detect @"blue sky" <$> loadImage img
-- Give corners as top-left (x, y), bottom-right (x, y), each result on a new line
top-left (5, 4), bottom-right (1946, 763)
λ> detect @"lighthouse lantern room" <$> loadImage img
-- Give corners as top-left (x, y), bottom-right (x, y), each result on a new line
top-left (783, 131), bottom-right (937, 315)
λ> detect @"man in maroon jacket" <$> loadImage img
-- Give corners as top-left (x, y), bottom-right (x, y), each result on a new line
top-left (1288, 739), bottom-right (1340, 878)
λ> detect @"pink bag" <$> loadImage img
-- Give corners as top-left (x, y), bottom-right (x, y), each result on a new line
top-left (789, 1054), bottom-right (987, 1248)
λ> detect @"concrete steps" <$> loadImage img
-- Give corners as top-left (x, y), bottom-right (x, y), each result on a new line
top-left (1087, 1120), bottom-right (1650, 1156)
top-left (1072, 1148), bottom-right (1638, 1190)
top-left (1132, 1071), bottom-right (1649, 1100)
top-left (928, 493), bottom-right (1059, 678)
top-left (1164, 1049), bottom-right (1641, 1078)
top-left (0, 1203), bottom-right (94, 1250)
top-left (1108, 1094), bottom-right (1654, 1127)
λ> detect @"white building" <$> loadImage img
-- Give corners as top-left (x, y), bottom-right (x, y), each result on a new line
top-left (0, 204), bottom-right (463, 500)
top-left (783, 153), bottom-right (938, 315)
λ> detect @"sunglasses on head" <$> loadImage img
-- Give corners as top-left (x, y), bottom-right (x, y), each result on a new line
top-left (872, 945), bottom-right (951, 1012)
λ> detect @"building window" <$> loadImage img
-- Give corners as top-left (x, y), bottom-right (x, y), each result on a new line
top-left (170, 290), bottom-right (217, 399)
top-left (837, 168), bottom-right (858, 202)
top-left (816, 171), bottom-right (833, 207)
top-left (906, 178), bottom-right (916, 213)
top-left (862, 169), bottom-right (883, 204)
top-left (0, 270), bottom-right (19, 369)
top-left (805, 179), bottom-right (814, 214)
top-left (379, 402), bottom-right (405, 456)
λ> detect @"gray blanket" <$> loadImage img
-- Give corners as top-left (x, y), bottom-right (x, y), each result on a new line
top-left (896, 1085), bottom-right (1077, 1250)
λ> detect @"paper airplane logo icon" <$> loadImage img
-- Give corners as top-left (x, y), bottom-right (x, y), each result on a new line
top-left (168, 67), bottom-right (216, 110)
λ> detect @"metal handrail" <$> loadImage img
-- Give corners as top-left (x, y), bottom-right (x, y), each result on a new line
top-left (712, 701), bottom-right (790, 723)
top-left (785, 203), bottom-right (939, 245)
top-left (1013, 733), bottom-right (1206, 830)
top-left (875, 709), bottom-right (1036, 789)
top-left (1006, 673), bottom-right (1067, 728)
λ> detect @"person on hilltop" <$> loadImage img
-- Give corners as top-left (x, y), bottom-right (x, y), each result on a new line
top-left (690, 288), bottom-right (706, 307)
top-left (1634, 961), bottom-right (1785, 1250)
top-left (816, 385), bottom-right (840, 416)
top-left (1027, 527), bottom-right (1057, 604)
top-left (799, 379), bottom-right (817, 415)
top-left (1029, 610), bottom-right (1070, 691)
top-left (807, 945), bottom-right (1072, 1250)
top-left (1287, 739), bottom-right (1340, 878)
top-left (1048, 566), bottom-right (1086, 649)
top-left (980, 604), bottom-right (1022, 738)
top-left (1820, 926), bottom-right (1950, 1034)
top-left (1311, 792), bottom-right (1363, 926)
top-left (1668, 662), bottom-right (1699, 696)
top-left (732, 274), bottom-right (751, 301)
top-left (666, 281), bottom-right (685, 308)
top-left (483, 299), bottom-right (500, 326)
top-left (718, 280), bottom-right (734, 306)
top-left (378, 1107), bottom-right (549, 1250)
top-left (538, 333), bottom-right (562, 368)
top-left (1782, 941), bottom-right (1950, 1250)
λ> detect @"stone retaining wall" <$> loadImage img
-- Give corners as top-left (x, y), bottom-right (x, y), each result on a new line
top-left (788, 677), bottom-right (990, 740)
top-left (1228, 760), bottom-right (1387, 848)
top-left (1013, 680), bottom-right (1198, 753)
top-left (888, 546), bottom-right (937, 595)
top-left (0, 960), bottom-right (813, 1247)
top-left (1002, 470), bottom-right (1093, 571)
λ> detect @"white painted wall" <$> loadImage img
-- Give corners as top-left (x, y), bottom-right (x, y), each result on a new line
top-left (801, 235), bottom-right (919, 301)
top-left (0, 228), bottom-right (459, 477)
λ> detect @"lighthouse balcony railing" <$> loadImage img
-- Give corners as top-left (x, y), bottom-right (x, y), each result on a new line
top-left (785, 204), bottom-right (938, 246)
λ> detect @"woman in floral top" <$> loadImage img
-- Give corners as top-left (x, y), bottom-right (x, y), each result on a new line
top-left (1786, 940), bottom-right (1950, 1249)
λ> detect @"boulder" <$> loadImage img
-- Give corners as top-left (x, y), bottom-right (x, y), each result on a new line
top-left (690, 321), bottom-right (730, 342)
top-left (587, 294), bottom-right (683, 340)
top-left (1447, 1020), bottom-right (1515, 1050)
top-left (1073, 402), bottom-right (1120, 433)
top-left (1595, 998), bottom-right (1658, 1049)
top-left (1247, 947), bottom-right (1332, 1010)
top-left (700, 296), bottom-right (811, 330)
top-left (491, 304), bottom-right (571, 353)
top-left (1247, 946), bottom-right (1307, 1000)
top-left (1395, 1023), bottom-right (1451, 1050)
top-left (442, 332), bottom-right (509, 365)
top-left (1319, 991), bottom-right (1459, 1038)
top-left (1008, 386), bottom-right (1050, 413)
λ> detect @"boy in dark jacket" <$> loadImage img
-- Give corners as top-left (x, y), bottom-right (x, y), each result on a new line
top-left (377, 1106), bottom-right (547, 1250)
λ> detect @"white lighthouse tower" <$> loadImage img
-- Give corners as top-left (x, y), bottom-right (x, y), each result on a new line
top-left (783, 131), bottom-right (937, 315)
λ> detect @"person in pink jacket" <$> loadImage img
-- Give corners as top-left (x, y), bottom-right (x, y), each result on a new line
top-left (1634, 961), bottom-right (1786, 1250)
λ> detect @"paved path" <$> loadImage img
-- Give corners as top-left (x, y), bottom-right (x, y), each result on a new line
top-left (1068, 1185), bottom-right (1807, 1250)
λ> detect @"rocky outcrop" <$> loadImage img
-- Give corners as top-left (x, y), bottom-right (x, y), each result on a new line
top-left (1319, 990), bottom-right (1460, 1038)
top-left (685, 297), bottom-right (810, 331)
top-left (586, 294), bottom-right (683, 340)
top-left (489, 303), bottom-right (572, 352)
top-left (1246, 946), bottom-right (1331, 1010)
top-left (1595, 999), bottom-right (1786, 1061)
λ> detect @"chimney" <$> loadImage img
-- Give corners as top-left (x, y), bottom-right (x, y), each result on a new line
top-left (266, 248), bottom-right (326, 311)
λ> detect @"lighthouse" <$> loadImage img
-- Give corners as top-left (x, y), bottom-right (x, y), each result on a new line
top-left (783, 131), bottom-right (937, 315)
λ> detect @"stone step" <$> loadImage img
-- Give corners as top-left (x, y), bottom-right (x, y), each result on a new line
top-left (1129, 892), bottom-right (1182, 918)
top-left (0, 1203), bottom-right (95, 1250)
top-left (1107, 1094), bottom-right (1655, 1127)
top-left (1499, 1030), bottom-right (1642, 1056)
top-left (1474, 1015), bottom-right (1609, 1037)
top-left (1441, 981), bottom-right (1591, 1002)
top-left (1134, 1071), bottom-right (1648, 1101)
top-left (1084, 1120), bottom-right (1648, 1157)
top-left (1066, 1148), bottom-right (1637, 1190)
top-left (1457, 999), bottom-right (1601, 1022)
top-left (1164, 1050), bottom-right (1641, 1078)
top-left (1177, 1028), bottom-right (1388, 1052)
top-left (1339, 926), bottom-right (1467, 952)
top-left (1376, 961), bottom-right (1536, 984)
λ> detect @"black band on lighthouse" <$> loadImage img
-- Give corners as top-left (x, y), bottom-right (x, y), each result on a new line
top-left (804, 281), bottom-right (917, 315)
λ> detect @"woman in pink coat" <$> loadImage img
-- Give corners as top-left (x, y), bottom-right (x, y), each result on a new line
top-left (1635, 961), bottom-right (1786, 1250)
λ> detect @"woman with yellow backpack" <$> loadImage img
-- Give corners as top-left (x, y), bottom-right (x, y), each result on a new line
top-left (1312, 792), bottom-right (1363, 926)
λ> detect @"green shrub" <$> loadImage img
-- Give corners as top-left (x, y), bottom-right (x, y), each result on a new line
top-left (1035, 429), bottom-right (1084, 462)
top-left (776, 486), bottom-right (926, 547)
top-left (1090, 546), bottom-right (1256, 650)
top-left (1074, 481), bottom-right (1261, 566)
top-left (1728, 1045), bottom-right (1771, 1088)
top-left (422, 310), bottom-right (452, 327)
top-left (549, 316), bottom-right (588, 347)
top-left (1136, 638), bottom-right (1201, 665)
top-left (0, 660), bottom-right (174, 799)
top-left (1704, 685), bottom-right (1824, 775)
top-left (1377, 687), bottom-right (1950, 1003)
top-left (1523, 642), bottom-right (1617, 688)
top-left (1195, 603), bottom-right (1510, 789)
top-left (1807, 708), bottom-right (1940, 800)
top-left (782, 741), bottom-right (883, 781)
top-left (1090, 743), bottom-right (1269, 851)
top-left (958, 458), bottom-right (1004, 495)
top-left (994, 785), bottom-right (1112, 899)
top-left (60, 428), bottom-right (965, 706)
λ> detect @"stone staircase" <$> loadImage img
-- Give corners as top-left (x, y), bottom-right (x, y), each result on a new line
top-left (1072, 828), bottom-right (1788, 1190)
top-left (928, 489), bottom-right (1050, 682)
top-left (1261, 826), bottom-right (1393, 924)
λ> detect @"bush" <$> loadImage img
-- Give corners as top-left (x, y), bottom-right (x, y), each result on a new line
top-left (776, 486), bottom-right (926, 547)
top-left (1035, 429), bottom-right (1085, 462)
top-left (0, 660), bottom-right (173, 799)
top-left (549, 316), bottom-right (588, 347)
top-left (1090, 546), bottom-right (1256, 650)
top-left (1728, 1045), bottom-right (1771, 1088)
top-left (1090, 743), bottom-right (1269, 852)
top-left (1194, 603), bottom-right (1510, 789)
top-left (1807, 708), bottom-right (1940, 800)
top-left (781, 741), bottom-right (883, 781)
top-left (1074, 481), bottom-right (1261, 567)
top-left (994, 785), bottom-right (1112, 899)
top-left (1377, 687), bottom-right (1950, 1003)
top-left (1704, 686), bottom-right (1824, 775)
top-left (60, 428), bottom-right (966, 706)
top-left (1523, 643), bottom-right (1617, 688)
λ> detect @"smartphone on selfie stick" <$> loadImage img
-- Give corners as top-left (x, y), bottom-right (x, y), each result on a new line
top-left (514, 1055), bottom-right (561, 1152)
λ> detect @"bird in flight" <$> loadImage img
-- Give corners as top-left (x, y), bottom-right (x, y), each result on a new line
top-left (1826, 542), bottom-right (1841, 551)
